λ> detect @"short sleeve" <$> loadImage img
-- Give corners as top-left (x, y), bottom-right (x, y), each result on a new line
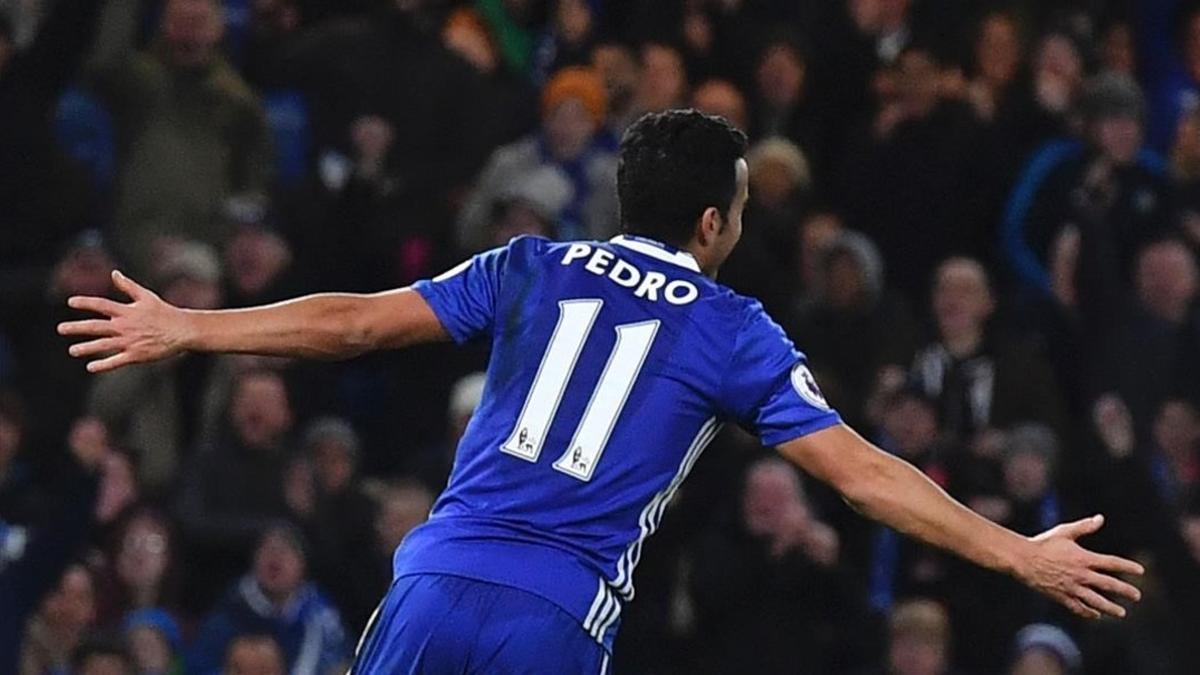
top-left (721, 302), bottom-right (842, 446)
top-left (411, 244), bottom-right (508, 344)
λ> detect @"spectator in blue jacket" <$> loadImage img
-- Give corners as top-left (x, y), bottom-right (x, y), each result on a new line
top-left (188, 523), bottom-right (348, 675)
top-left (1000, 72), bottom-right (1170, 306)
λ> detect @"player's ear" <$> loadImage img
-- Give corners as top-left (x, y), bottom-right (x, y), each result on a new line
top-left (696, 206), bottom-right (723, 247)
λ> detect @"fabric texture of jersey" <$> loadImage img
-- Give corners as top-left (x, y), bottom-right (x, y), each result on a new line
top-left (397, 235), bottom-right (842, 651)
top-left (351, 573), bottom-right (609, 674)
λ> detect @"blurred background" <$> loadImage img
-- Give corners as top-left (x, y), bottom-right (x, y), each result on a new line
top-left (1, 0), bottom-right (1199, 673)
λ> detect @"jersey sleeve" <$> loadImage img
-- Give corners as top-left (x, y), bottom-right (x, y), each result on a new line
top-left (721, 302), bottom-right (842, 446)
top-left (411, 244), bottom-right (509, 344)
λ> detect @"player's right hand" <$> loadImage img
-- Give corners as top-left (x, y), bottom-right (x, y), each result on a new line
top-left (1017, 514), bottom-right (1144, 620)
top-left (58, 270), bottom-right (189, 373)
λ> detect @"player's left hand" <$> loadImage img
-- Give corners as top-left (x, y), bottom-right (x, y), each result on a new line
top-left (1017, 514), bottom-right (1144, 620)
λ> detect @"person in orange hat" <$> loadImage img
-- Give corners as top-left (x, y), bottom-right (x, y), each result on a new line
top-left (457, 66), bottom-right (618, 251)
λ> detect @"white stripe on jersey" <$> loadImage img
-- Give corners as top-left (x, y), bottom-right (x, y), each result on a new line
top-left (594, 593), bottom-right (621, 642)
top-left (612, 417), bottom-right (721, 600)
top-left (584, 581), bottom-right (623, 643)
top-left (582, 578), bottom-right (608, 634)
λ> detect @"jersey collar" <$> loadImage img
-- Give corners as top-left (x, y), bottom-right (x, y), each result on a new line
top-left (609, 235), bottom-right (701, 274)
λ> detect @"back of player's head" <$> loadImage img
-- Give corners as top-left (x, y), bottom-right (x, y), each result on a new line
top-left (617, 109), bottom-right (748, 248)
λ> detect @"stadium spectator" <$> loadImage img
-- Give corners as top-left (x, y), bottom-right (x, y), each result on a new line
top-left (87, 0), bottom-right (273, 276)
top-left (94, 508), bottom-right (181, 628)
top-left (1091, 394), bottom-right (1200, 673)
top-left (534, 0), bottom-right (598, 79)
top-left (121, 608), bottom-right (182, 675)
top-left (1076, 237), bottom-right (1200, 440)
top-left (691, 78), bottom-right (749, 132)
top-left (19, 562), bottom-right (99, 675)
top-left (365, 480), bottom-right (435, 599)
top-left (590, 40), bottom-right (642, 136)
top-left (483, 189), bottom-right (560, 248)
top-left (0, 391), bottom-right (41, 525)
top-left (864, 598), bottom-right (960, 675)
top-left (457, 66), bottom-right (617, 250)
top-left (911, 258), bottom-right (1066, 443)
top-left (691, 457), bottom-right (868, 675)
top-left (71, 638), bottom-right (134, 675)
top-left (284, 418), bottom-right (377, 632)
top-left (635, 42), bottom-right (689, 114)
top-left (222, 634), bottom-right (286, 675)
top-left (750, 31), bottom-right (831, 177)
top-left (838, 42), bottom-right (986, 303)
top-left (789, 231), bottom-right (918, 428)
top-left (441, 8), bottom-right (537, 152)
top-left (176, 369), bottom-right (296, 598)
top-left (223, 212), bottom-right (298, 308)
top-left (260, 0), bottom-right (490, 220)
top-left (1028, 30), bottom-right (1086, 131)
top-left (87, 242), bottom-right (231, 493)
top-left (188, 524), bottom-right (348, 675)
top-left (720, 136), bottom-right (813, 316)
top-left (793, 210), bottom-right (845, 300)
top-left (1009, 623), bottom-right (1081, 675)
top-left (1002, 72), bottom-right (1170, 307)
top-left (9, 231), bottom-right (114, 454)
top-left (965, 11), bottom-right (1024, 124)
top-left (866, 388), bottom-right (957, 611)
top-left (0, 427), bottom-right (103, 675)
top-left (1148, 400), bottom-right (1200, 508)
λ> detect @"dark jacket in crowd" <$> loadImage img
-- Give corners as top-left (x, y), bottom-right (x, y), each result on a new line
top-left (837, 101), bottom-right (987, 304)
top-left (690, 522), bottom-right (873, 675)
top-left (0, 461), bottom-right (98, 675)
top-left (910, 334), bottom-right (1067, 442)
top-left (1001, 141), bottom-right (1171, 300)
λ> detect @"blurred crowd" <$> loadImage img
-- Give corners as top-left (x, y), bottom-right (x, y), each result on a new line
top-left (1, 0), bottom-right (1200, 673)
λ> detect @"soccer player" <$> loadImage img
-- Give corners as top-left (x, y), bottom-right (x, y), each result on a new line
top-left (60, 111), bottom-right (1142, 674)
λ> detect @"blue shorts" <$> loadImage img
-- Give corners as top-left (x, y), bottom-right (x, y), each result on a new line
top-left (351, 573), bottom-right (611, 674)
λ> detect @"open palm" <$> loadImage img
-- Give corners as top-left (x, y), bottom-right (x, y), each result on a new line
top-left (58, 270), bottom-right (189, 373)
top-left (1019, 515), bottom-right (1143, 620)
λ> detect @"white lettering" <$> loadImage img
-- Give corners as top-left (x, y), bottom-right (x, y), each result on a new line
top-left (634, 271), bottom-right (667, 301)
top-left (561, 244), bottom-right (592, 266)
top-left (585, 248), bottom-right (615, 276)
top-left (664, 280), bottom-right (699, 305)
top-left (608, 259), bottom-right (641, 288)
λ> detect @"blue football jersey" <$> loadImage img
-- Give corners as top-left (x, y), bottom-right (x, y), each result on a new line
top-left (396, 234), bottom-right (841, 650)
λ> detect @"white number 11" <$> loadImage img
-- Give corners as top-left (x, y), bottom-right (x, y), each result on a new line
top-left (501, 299), bottom-right (660, 482)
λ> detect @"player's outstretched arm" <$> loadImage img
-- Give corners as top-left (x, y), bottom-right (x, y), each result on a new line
top-left (777, 423), bottom-right (1144, 620)
top-left (58, 270), bottom-right (449, 372)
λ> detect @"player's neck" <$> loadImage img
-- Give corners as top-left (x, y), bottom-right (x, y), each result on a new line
top-left (681, 242), bottom-right (722, 279)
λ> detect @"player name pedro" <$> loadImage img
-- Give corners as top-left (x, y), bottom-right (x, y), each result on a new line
top-left (560, 243), bottom-right (700, 305)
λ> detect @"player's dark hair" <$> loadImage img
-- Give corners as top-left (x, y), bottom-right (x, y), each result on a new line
top-left (617, 109), bottom-right (748, 247)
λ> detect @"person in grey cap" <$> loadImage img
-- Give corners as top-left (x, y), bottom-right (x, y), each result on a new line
top-left (1009, 623), bottom-right (1082, 675)
top-left (1000, 71), bottom-right (1172, 307)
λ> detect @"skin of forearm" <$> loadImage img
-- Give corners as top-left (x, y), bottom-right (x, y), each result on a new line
top-left (180, 293), bottom-right (381, 359)
top-left (841, 450), bottom-right (1031, 578)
